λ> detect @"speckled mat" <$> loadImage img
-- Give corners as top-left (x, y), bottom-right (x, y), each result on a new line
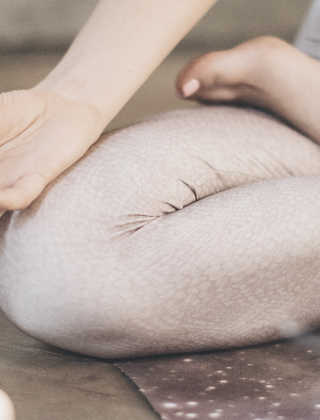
top-left (117, 333), bottom-right (320, 420)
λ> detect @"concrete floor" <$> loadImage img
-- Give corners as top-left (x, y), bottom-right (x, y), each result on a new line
top-left (0, 2), bottom-right (319, 419)
top-left (0, 309), bottom-right (159, 420)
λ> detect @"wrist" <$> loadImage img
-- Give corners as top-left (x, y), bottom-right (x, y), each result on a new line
top-left (29, 85), bottom-right (108, 152)
top-left (32, 78), bottom-right (110, 132)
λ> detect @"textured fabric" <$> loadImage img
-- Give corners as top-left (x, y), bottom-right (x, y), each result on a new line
top-left (0, 105), bottom-right (320, 360)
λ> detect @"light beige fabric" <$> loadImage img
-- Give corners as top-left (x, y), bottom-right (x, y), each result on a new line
top-left (0, 106), bottom-right (320, 358)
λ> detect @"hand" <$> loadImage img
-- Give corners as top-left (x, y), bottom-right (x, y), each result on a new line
top-left (0, 89), bottom-right (103, 215)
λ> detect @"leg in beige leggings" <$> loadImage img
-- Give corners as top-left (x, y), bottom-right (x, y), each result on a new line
top-left (0, 106), bottom-right (320, 359)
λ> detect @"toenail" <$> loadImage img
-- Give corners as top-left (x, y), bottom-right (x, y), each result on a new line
top-left (182, 79), bottom-right (200, 98)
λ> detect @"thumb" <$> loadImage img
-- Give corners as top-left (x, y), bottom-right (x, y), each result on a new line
top-left (0, 173), bottom-right (47, 213)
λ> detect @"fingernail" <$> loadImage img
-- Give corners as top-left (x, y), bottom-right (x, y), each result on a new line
top-left (182, 79), bottom-right (200, 97)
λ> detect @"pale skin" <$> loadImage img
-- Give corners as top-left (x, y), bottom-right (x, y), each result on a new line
top-left (1, 1), bottom-right (320, 418)
top-left (176, 35), bottom-right (320, 144)
top-left (0, 3), bottom-right (216, 415)
top-left (0, 0), bottom-right (217, 215)
top-left (1, 32), bottom-right (320, 216)
top-left (2, 36), bottom-right (320, 415)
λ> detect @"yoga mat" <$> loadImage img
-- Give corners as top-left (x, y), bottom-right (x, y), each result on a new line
top-left (117, 334), bottom-right (320, 419)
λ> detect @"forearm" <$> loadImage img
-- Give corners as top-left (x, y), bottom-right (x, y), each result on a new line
top-left (36, 0), bottom-right (217, 132)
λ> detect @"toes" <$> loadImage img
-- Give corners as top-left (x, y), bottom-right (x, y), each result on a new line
top-left (180, 79), bottom-right (201, 98)
top-left (176, 52), bottom-right (236, 102)
top-left (176, 53), bottom-right (216, 99)
top-left (176, 43), bottom-right (262, 104)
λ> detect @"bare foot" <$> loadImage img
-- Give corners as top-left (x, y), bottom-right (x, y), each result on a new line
top-left (0, 89), bottom-right (103, 215)
top-left (176, 36), bottom-right (320, 143)
top-left (0, 390), bottom-right (15, 420)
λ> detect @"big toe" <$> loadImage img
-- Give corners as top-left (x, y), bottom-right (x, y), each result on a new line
top-left (176, 52), bottom-right (222, 99)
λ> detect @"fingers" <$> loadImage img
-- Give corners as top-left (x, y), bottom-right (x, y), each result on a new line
top-left (0, 390), bottom-right (15, 420)
top-left (0, 174), bottom-right (47, 214)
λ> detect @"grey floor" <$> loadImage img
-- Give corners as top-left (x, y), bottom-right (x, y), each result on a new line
top-left (0, 309), bottom-right (159, 420)
top-left (0, 1), bottom-right (318, 419)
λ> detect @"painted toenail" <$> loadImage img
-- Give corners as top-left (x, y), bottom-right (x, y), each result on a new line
top-left (182, 79), bottom-right (200, 97)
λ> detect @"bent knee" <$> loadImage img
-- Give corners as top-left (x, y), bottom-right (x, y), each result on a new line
top-left (0, 279), bottom-right (137, 358)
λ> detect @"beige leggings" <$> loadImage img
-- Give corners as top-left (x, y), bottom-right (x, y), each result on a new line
top-left (1, 106), bottom-right (320, 358)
